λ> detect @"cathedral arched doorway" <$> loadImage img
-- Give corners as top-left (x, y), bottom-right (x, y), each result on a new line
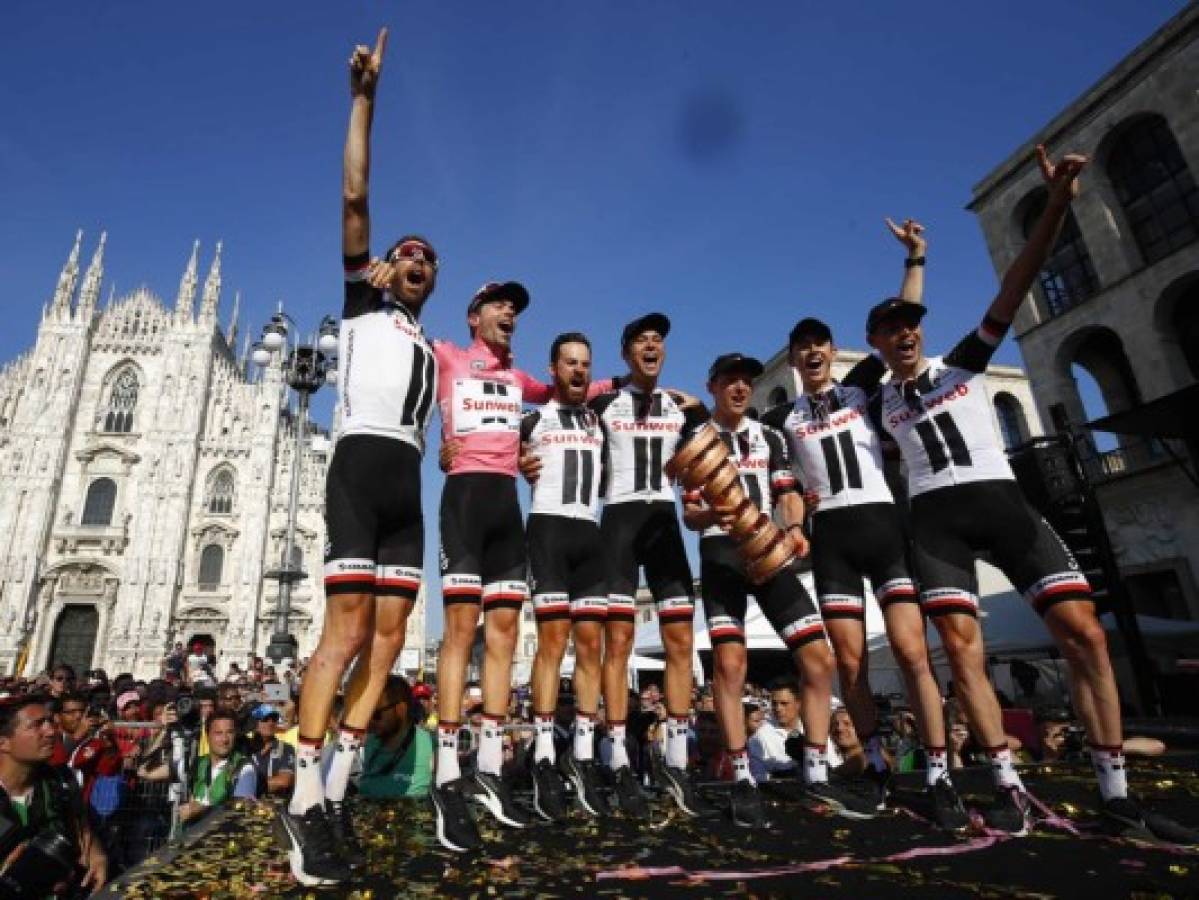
top-left (186, 633), bottom-right (217, 656)
top-left (47, 604), bottom-right (99, 675)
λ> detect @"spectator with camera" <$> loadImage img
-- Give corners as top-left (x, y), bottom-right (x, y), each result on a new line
top-left (179, 711), bottom-right (257, 825)
top-left (1026, 709), bottom-right (1166, 764)
top-left (0, 696), bottom-right (108, 896)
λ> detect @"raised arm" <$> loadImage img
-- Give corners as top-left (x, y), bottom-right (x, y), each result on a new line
top-left (987, 146), bottom-right (1088, 325)
top-left (885, 218), bottom-right (927, 304)
top-left (343, 28), bottom-right (388, 259)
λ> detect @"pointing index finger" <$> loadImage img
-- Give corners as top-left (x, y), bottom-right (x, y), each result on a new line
top-left (373, 27), bottom-right (388, 61)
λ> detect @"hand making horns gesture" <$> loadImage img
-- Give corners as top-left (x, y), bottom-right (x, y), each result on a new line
top-left (1036, 144), bottom-right (1089, 199)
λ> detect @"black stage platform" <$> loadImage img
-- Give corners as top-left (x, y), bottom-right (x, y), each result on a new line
top-left (105, 759), bottom-right (1198, 899)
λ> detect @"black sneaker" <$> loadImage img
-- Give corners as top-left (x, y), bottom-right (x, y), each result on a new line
top-left (984, 785), bottom-right (1030, 835)
top-left (532, 758), bottom-right (568, 822)
top-left (729, 779), bottom-right (767, 828)
top-left (610, 765), bottom-right (650, 818)
top-left (804, 779), bottom-right (878, 820)
top-left (464, 771), bottom-right (533, 828)
top-left (1102, 797), bottom-right (1199, 845)
top-left (430, 777), bottom-right (484, 853)
top-left (559, 751), bottom-right (610, 816)
top-left (929, 776), bottom-right (970, 831)
top-left (659, 765), bottom-right (714, 817)
top-left (326, 799), bottom-right (364, 867)
top-left (275, 803), bottom-right (352, 886)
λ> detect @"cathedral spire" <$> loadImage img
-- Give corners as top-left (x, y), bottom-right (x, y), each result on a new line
top-left (50, 229), bottom-right (83, 318)
top-left (200, 240), bottom-right (222, 322)
top-left (227, 289), bottom-right (240, 347)
top-left (175, 239), bottom-right (200, 322)
top-left (239, 332), bottom-right (250, 374)
top-left (77, 231), bottom-right (106, 322)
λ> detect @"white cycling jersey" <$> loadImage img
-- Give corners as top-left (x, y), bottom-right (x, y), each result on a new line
top-left (875, 320), bottom-right (1014, 497)
top-left (521, 399), bottom-right (605, 522)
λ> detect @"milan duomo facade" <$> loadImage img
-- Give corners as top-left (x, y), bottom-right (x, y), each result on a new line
top-left (0, 233), bottom-right (425, 680)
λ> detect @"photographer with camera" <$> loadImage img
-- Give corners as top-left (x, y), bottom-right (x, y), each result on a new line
top-left (1029, 709), bottom-right (1166, 764)
top-left (0, 696), bottom-right (108, 897)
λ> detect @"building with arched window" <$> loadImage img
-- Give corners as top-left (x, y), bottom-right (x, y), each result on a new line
top-left (0, 235), bottom-right (426, 678)
top-left (969, 4), bottom-right (1199, 622)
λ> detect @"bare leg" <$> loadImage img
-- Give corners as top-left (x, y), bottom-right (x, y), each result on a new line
top-left (712, 641), bottom-right (749, 751)
top-left (572, 620), bottom-right (603, 716)
top-left (437, 603), bottom-right (481, 727)
top-left (297, 593), bottom-right (373, 739)
top-left (602, 620), bottom-right (635, 724)
top-left (481, 607), bottom-right (519, 717)
top-left (531, 618), bottom-right (572, 716)
top-left (883, 602), bottom-right (946, 748)
top-left (824, 617), bottom-right (877, 738)
top-left (930, 614), bottom-right (1006, 747)
top-left (1043, 600), bottom-right (1122, 745)
top-left (341, 597), bottom-right (413, 729)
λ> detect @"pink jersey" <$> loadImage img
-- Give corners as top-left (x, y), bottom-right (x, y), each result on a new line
top-left (434, 337), bottom-right (611, 477)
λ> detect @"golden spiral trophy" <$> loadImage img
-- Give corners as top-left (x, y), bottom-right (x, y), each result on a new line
top-left (665, 422), bottom-right (796, 585)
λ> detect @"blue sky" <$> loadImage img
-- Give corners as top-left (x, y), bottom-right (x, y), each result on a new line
top-left (0, 1), bottom-right (1181, 635)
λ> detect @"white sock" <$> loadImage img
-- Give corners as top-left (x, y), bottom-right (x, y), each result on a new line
top-left (1090, 744), bottom-right (1128, 801)
top-left (666, 716), bottom-right (689, 770)
top-left (988, 745), bottom-right (1024, 791)
top-left (926, 745), bottom-right (950, 787)
top-left (863, 732), bottom-right (888, 774)
top-left (804, 742), bottom-right (828, 784)
top-left (324, 726), bottom-right (365, 803)
top-left (289, 737), bottom-right (325, 815)
top-left (730, 747), bottom-right (754, 784)
top-left (478, 715), bottom-right (504, 776)
top-left (573, 712), bottom-right (595, 761)
top-left (534, 714), bottom-right (555, 764)
top-left (436, 722), bottom-right (461, 787)
top-left (607, 720), bottom-right (630, 769)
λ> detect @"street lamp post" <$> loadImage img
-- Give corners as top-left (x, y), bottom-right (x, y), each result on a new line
top-left (253, 310), bottom-right (338, 664)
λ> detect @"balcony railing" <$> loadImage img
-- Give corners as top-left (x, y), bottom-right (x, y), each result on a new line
top-left (1080, 437), bottom-right (1171, 482)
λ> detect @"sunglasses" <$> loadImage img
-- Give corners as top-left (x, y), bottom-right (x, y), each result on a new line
top-left (389, 241), bottom-right (438, 268)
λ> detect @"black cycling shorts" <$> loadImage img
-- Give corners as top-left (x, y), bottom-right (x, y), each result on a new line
top-left (527, 514), bottom-right (608, 623)
top-left (600, 501), bottom-right (694, 624)
top-left (910, 479), bottom-right (1091, 618)
top-left (810, 502), bottom-right (918, 620)
top-left (439, 473), bottom-right (528, 611)
top-left (700, 538), bottom-right (825, 651)
top-left (324, 434), bottom-right (423, 601)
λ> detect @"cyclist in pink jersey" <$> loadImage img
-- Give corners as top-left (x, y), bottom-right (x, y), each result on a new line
top-left (433, 283), bottom-right (616, 843)
top-left (433, 285), bottom-right (565, 478)
top-left (361, 274), bottom-right (615, 848)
